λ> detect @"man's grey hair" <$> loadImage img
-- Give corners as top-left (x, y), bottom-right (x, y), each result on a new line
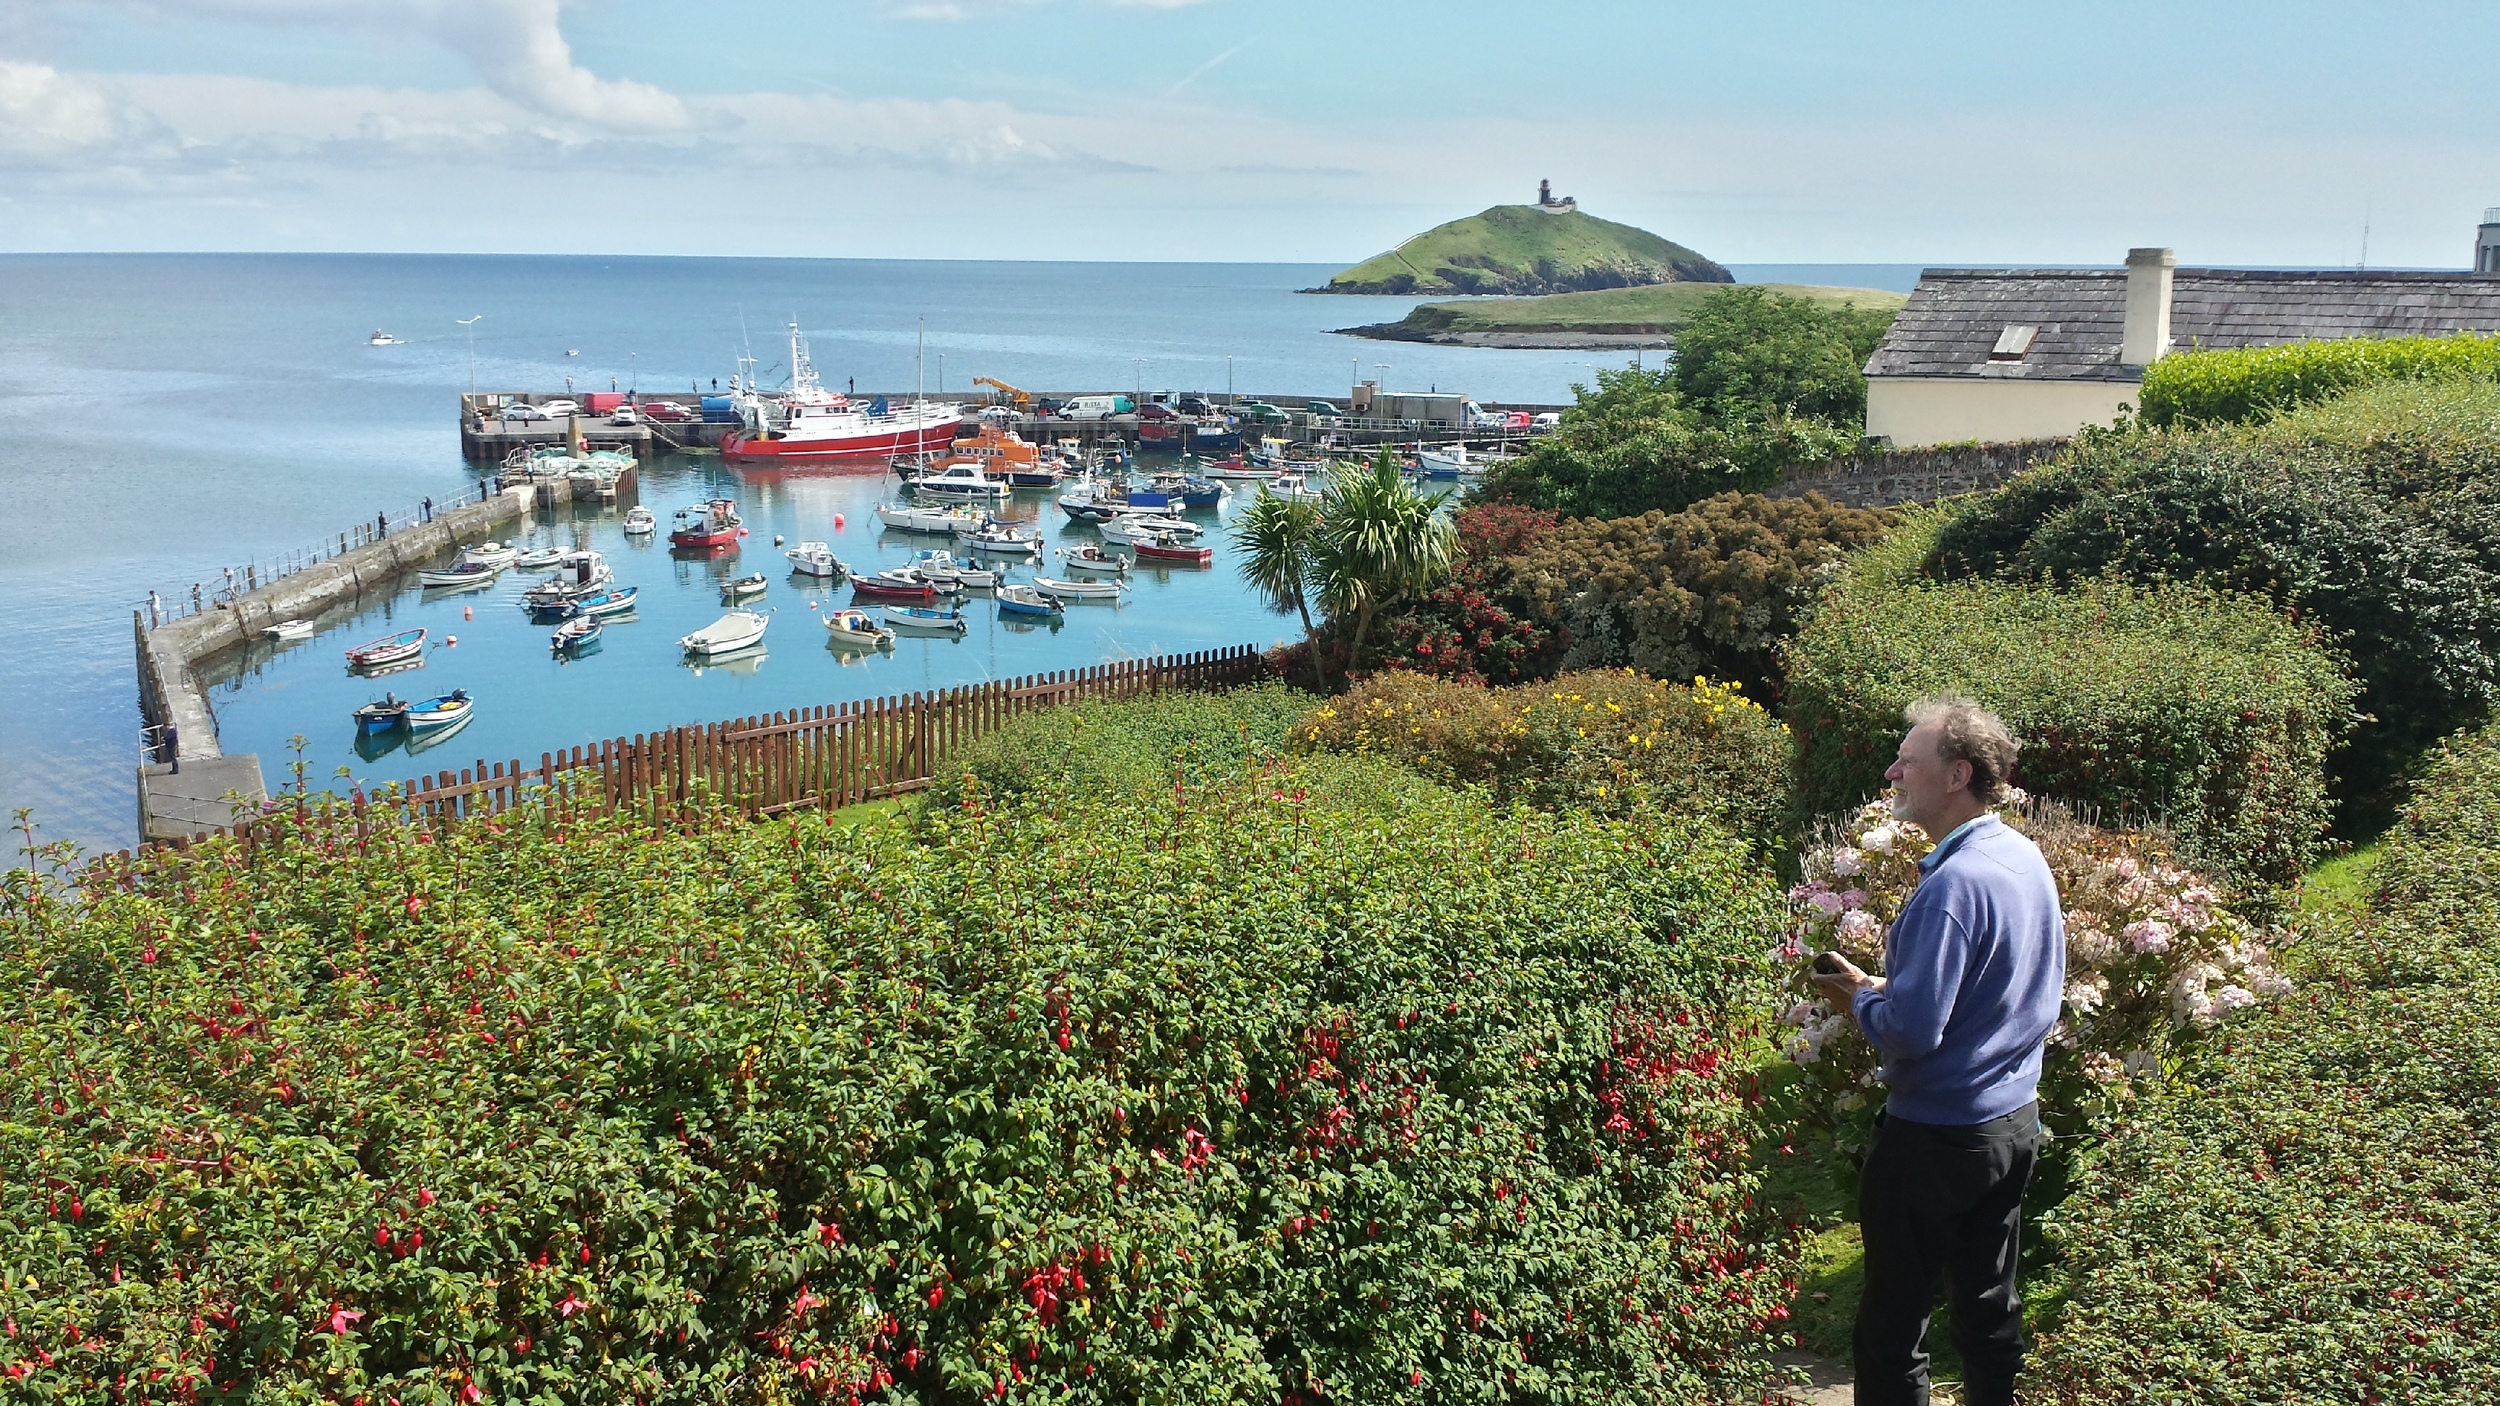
top-left (1904, 694), bottom-right (2021, 805)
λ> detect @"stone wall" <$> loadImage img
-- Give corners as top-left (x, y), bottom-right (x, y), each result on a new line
top-left (1765, 439), bottom-right (2067, 510)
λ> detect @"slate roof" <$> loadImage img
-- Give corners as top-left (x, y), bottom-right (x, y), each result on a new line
top-left (1866, 268), bottom-right (2500, 383)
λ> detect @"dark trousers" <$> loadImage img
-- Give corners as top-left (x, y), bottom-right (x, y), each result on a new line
top-left (1854, 1102), bottom-right (2040, 1406)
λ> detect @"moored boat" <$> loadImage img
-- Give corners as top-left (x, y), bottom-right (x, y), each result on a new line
top-left (418, 559), bottom-right (500, 590)
top-left (1098, 514), bottom-right (1202, 548)
top-left (995, 585), bottom-right (1063, 618)
top-left (1134, 535), bottom-right (1214, 566)
top-left (680, 609), bottom-right (769, 657)
top-left (964, 521), bottom-right (1041, 555)
top-left (353, 694), bottom-right (411, 733)
top-left (669, 499), bottom-right (743, 550)
top-left (270, 619), bottom-right (317, 641)
top-left (876, 502), bottom-right (980, 535)
top-left (577, 585), bottom-right (640, 618)
top-left (850, 571), bottom-right (941, 603)
top-left (1198, 454), bottom-right (1276, 481)
top-left (521, 550), bottom-right (612, 609)
top-left (721, 573), bottom-right (769, 602)
top-left (622, 506), bottom-right (657, 535)
top-left (785, 541), bottom-right (847, 579)
top-left (1056, 544), bottom-right (1130, 575)
top-left (907, 462), bottom-right (1013, 502)
top-left (405, 689), bottom-right (474, 732)
top-left (1031, 575), bottom-right (1125, 601)
top-left (345, 627), bottom-right (427, 669)
top-left (513, 547), bottom-right (566, 569)
top-left (551, 616), bottom-right (603, 652)
top-left (718, 323), bottom-right (961, 463)
top-left (908, 550), bottom-right (997, 589)
top-left (457, 541), bottom-right (518, 570)
top-left (884, 605), bottom-right (968, 635)
top-left (823, 608), bottom-right (895, 649)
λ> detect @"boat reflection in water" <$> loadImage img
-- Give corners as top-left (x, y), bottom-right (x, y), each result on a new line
top-left (353, 728), bottom-right (407, 763)
top-left (685, 647), bottom-right (767, 677)
top-left (403, 705), bottom-right (475, 753)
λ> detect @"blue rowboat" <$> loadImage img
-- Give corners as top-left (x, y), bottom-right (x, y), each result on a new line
top-left (995, 586), bottom-right (1063, 619)
top-left (551, 617), bottom-right (603, 652)
top-left (884, 605), bottom-right (968, 635)
top-left (578, 585), bottom-right (640, 617)
top-left (352, 694), bottom-right (411, 733)
top-left (405, 689), bottom-right (474, 732)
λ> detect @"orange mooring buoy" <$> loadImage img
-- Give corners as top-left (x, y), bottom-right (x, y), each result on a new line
top-left (833, 513), bottom-right (845, 531)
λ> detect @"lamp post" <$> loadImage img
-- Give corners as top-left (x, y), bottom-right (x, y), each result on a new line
top-left (1131, 357), bottom-right (1146, 406)
top-left (457, 315), bottom-right (482, 394)
top-left (630, 351), bottom-right (637, 395)
top-left (937, 352), bottom-right (945, 396)
top-left (1226, 355), bottom-right (1234, 405)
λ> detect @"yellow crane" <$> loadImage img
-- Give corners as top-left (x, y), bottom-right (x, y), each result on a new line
top-left (973, 376), bottom-right (1032, 410)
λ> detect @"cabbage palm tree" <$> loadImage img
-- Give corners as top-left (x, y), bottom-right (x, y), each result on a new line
top-left (1313, 449), bottom-right (1456, 680)
top-left (1230, 491), bottom-right (1325, 688)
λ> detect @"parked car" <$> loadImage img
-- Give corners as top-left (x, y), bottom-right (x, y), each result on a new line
top-left (607, 406), bottom-right (640, 425)
top-left (1306, 401), bottom-right (1341, 417)
top-left (975, 404), bottom-right (1019, 423)
top-left (1060, 395), bottom-right (1136, 421)
top-left (537, 399), bottom-right (582, 417)
top-left (1175, 396), bottom-right (1214, 416)
top-left (1136, 403), bottom-right (1179, 422)
top-left (1235, 401), bottom-right (1288, 425)
top-left (1033, 397), bottom-right (1065, 416)
top-left (1531, 412), bottom-right (1563, 431)
top-left (499, 403), bottom-right (554, 422)
top-left (638, 400), bottom-right (694, 423)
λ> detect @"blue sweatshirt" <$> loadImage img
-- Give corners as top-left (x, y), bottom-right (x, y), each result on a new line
top-left (1852, 815), bottom-right (2065, 1125)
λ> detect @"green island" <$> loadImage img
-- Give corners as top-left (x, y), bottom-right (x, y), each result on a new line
top-left (10, 321), bottom-right (2500, 1403)
top-left (1311, 203), bottom-right (1730, 297)
top-left (1335, 280), bottom-right (1908, 349)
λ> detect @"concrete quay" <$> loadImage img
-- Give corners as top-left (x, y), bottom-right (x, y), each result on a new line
top-left (133, 478), bottom-right (597, 842)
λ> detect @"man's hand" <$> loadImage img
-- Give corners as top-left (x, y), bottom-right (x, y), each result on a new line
top-left (1811, 954), bottom-right (1884, 1022)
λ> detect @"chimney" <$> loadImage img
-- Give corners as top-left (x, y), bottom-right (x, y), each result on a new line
top-left (2121, 247), bottom-right (2175, 368)
top-left (2478, 208), bottom-right (2500, 275)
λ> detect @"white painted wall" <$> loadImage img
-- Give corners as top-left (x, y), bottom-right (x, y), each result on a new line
top-left (1865, 377), bottom-right (2140, 448)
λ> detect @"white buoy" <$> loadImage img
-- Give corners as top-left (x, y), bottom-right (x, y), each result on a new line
top-left (774, 535), bottom-right (785, 547)
top-left (444, 634), bottom-right (458, 647)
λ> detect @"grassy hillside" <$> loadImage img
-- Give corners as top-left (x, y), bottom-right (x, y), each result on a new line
top-left (1392, 282), bottom-right (1905, 335)
top-left (1320, 205), bottom-right (1731, 295)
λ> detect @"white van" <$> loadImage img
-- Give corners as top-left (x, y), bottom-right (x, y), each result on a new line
top-left (1059, 395), bottom-right (1134, 421)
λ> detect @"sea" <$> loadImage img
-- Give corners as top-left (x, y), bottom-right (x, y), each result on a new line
top-left (0, 255), bottom-right (1926, 859)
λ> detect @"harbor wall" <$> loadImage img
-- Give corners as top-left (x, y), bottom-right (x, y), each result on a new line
top-left (133, 480), bottom-right (582, 837)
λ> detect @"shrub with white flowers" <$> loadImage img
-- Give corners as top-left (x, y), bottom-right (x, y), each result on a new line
top-left (1774, 795), bottom-right (2297, 1145)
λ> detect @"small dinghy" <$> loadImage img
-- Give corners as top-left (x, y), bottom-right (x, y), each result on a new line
top-left (457, 542), bottom-right (518, 570)
top-left (965, 522), bottom-right (1042, 556)
top-left (1097, 513), bottom-right (1202, 548)
top-left (577, 585), bottom-right (639, 618)
top-left (1134, 534), bottom-right (1214, 567)
top-left (345, 627), bottom-right (427, 669)
top-left (824, 608), bottom-right (895, 649)
top-left (551, 616), bottom-right (603, 652)
top-left (512, 547), bottom-right (566, 570)
top-left (622, 505), bottom-right (657, 536)
top-left (1057, 545), bottom-right (1131, 576)
top-left (417, 561), bottom-right (500, 590)
top-left (405, 689), bottom-right (474, 732)
top-left (852, 569), bottom-right (943, 602)
top-left (720, 573), bottom-right (769, 602)
top-left (786, 541), bottom-right (847, 580)
top-left (270, 619), bottom-right (317, 641)
top-left (875, 502), bottom-right (977, 535)
top-left (909, 550), bottom-right (998, 589)
top-left (885, 605), bottom-right (968, 636)
top-left (995, 585), bottom-right (1063, 618)
top-left (1031, 575), bottom-right (1126, 601)
top-left (680, 608), bottom-right (768, 658)
top-left (353, 693), bottom-right (411, 733)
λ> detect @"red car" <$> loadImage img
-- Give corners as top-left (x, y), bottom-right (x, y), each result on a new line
top-left (1135, 403), bottom-right (1179, 422)
top-left (638, 401), bottom-right (695, 422)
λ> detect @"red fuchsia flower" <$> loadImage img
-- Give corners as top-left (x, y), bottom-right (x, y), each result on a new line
top-left (791, 1285), bottom-right (821, 1317)
top-left (927, 1285), bottom-right (944, 1309)
top-left (903, 1348), bottom-right (922, 1371)
top-left (462, 1383), bottom-right (483, 1404)
top-left (404, 894), bottom-right (425, 917)
top-left (375, 1223), bottom-right (393, 1249)
top-left (555, 1295), bottom-right (586, 1320)
top-left (325, 1305), bottom-right (364, 1335)
top-left (417, 1188), bottom-right (436, 1208)
top-left (818, 1222), bottom-right (844, 1246)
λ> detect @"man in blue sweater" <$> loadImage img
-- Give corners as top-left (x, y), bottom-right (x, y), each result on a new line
top-left (1813, 695), bottom-right (2064, 1406)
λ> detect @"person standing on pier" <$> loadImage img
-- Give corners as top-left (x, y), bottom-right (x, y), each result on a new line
top-left (159, 722), bottom-right (180, 775)
top-left (422, 496), bottom-right (433, 522)
top-left (377, 511), bottom-right (387, 538)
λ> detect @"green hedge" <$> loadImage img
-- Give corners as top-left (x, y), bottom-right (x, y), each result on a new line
top-left (2029, 725), bottom-right (2500, 1403)
top-left (1781, 517), bottom-right (2358, 890)
top-left (2137, 329), bottom-right (2500, 427)
top-left (0, 755), bottom-right (1798, 1405)
top-left (920, 683), bottom-right (1312, 811)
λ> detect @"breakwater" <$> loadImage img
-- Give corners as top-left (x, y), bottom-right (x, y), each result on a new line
top-left (133, 478), bottom-right (600, 840)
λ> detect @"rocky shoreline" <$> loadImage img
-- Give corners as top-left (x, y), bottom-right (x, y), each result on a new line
top-left (1332, 322), bottom-right (1676, 350)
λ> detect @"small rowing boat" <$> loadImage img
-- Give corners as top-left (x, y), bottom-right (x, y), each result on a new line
top-left (417, 561), bottom-right (499, 590)
top-left (345, 627), bottom-right (426, 669)
top-left (353, 694), bottom-right (410, 733)
top-left (1056, 545), bottom-right (1130, 575)
top-left (405, 689), bottom-right (474, 732)
top-left (551, 616), bottom-right (603, 652)
top-left (823, 608), bottom-right (894, 649)
top-left (995, 585), bottom-right (1063, 618)
top-left (885, 605), bottom-right (968, 635)
top-left (270, 619), bottom-right (316, 641)
top-left (457, 541), bottom-right (518, 570)
top-left (721, 573), bottom-right (769, 602)
top-left (512, 546), bottom-right (566, 569)
top-left (680, 609), bottom-right (768, 658)
top-left (577, 585), bottom-right (640, 618)
top-left (1134, 535), bottom-right (1213, 567)
top-left (850, 571), bottom-right (940, 603)
top-left (1031, 575), bottom-right (1125, 601)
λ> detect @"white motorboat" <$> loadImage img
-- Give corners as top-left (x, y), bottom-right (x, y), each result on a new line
top-left (1031, 575), bottom-right (1126, 601)
top-left (270, 619), bottom-right (317, 640)
top-left (521, 550), bottom-right (612, 608)
top-left (457, 541), bottom-right (518, 570)
top-left (785, 541), bottom-right (847, 579)
top-left (884, 605), bottom-right (969, 636)
top-left (1264, 473), bottom-right (1324, 502)
top-left (369, 330), bottom-right (399, 346)
top-left (623, 506), bottom-right (657, 535)
top-left (512, 547), bottom-right (566, 569)
top-left (964, 521), bottom-right (1042, 555)
top-left (1057, 545), bottom-right (1131, 576)
top-left (418, 561), bottom-right (500, 590)
top-left (909, 549), bottom-right (999, 589)
top-left (876, 502), bottom-right (981, 535)
top-left (995, 585), bottom-right (1063, 619)
top-left (1098, 514), bottom-right (1202, 548)
top-left (906, 462), bottom-right (1012, 502)
top-left (823, 608), bottom-right (894, 649)
top-left (680, 609), bottom-right (769, 658)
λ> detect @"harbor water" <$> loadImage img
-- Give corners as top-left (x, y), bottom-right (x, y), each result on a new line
top-left (0, 253), bottom-right (1923, 855)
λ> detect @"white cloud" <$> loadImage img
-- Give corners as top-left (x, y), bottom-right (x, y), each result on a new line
top-left (132, 0), bottom-right (686, 128)
top-left (0, 60), bottom-right (172, 168)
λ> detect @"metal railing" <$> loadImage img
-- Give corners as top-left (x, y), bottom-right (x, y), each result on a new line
top-left (136, 480), bottom-right (500, 628)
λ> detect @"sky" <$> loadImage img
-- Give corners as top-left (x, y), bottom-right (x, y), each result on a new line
top-left (3, 0), bottom-right (2497, 267)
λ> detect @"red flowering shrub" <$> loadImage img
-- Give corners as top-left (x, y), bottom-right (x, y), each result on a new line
top-left (0, 753), bottom-right (1797, 1404)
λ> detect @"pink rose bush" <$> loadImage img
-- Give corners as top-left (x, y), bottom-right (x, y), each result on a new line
top-left (1775, 796), bottom-right (2297, 1142)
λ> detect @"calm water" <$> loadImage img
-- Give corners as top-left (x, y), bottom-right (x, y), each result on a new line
top-left (0, 254), bottom-right (1924, 856)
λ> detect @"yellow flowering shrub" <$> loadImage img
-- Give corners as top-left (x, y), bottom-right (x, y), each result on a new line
top-left (1293, 669), bottom-right (1794, 855)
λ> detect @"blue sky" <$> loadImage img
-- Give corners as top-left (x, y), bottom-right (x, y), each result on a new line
top-left (3, 0), bottom-right (2496, 266)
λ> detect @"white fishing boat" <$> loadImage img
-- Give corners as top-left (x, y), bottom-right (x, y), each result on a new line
top-left (512, 547), bottom-right (566, 569)
top-left (457, 541), bottom-right (519, 570)
top-left (1098, 514), bottom-right (1203, 548)
top-left (876, 502), bottom-right (981, 534)
top-left (680, 609), bottom-right (769, 658)
top-left (964, 521), bottom-right (1042, 555)
top-left (823, 608), bottom-right (894, 649)
top-left (1031, 575), bottom-right (1126, 601)
top-left (1264, 473), bottom-right (1324, 502)
top-left (1056, 545), bottom-right (1130, 575)
top-left (785, 541), bottom-right (847, 579)
top-left (909, 550), bottom-right (999, 589)
top-left (908, 462), bottom-right (1013, 502)
top-left (369, 330), bottom-right (399, 346)
top-left (521, 550), bottom-right (612, 609)
top-left (270, 619), bottom-right (317, 641)
top-left (622, 506), bottom-right (657, 536)
top-left (718, 323), bottom-right (960, 464)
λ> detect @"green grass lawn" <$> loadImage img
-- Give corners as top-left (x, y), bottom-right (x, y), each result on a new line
top-left (1395, 281), bottom-right (1905, 335)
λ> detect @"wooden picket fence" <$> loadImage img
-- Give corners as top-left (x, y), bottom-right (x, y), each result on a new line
top-left (135, 646), bottom-right (1267, 854)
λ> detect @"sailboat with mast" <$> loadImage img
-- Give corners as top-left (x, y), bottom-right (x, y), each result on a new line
top-left (719, 321), bottom-right (959, 465)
